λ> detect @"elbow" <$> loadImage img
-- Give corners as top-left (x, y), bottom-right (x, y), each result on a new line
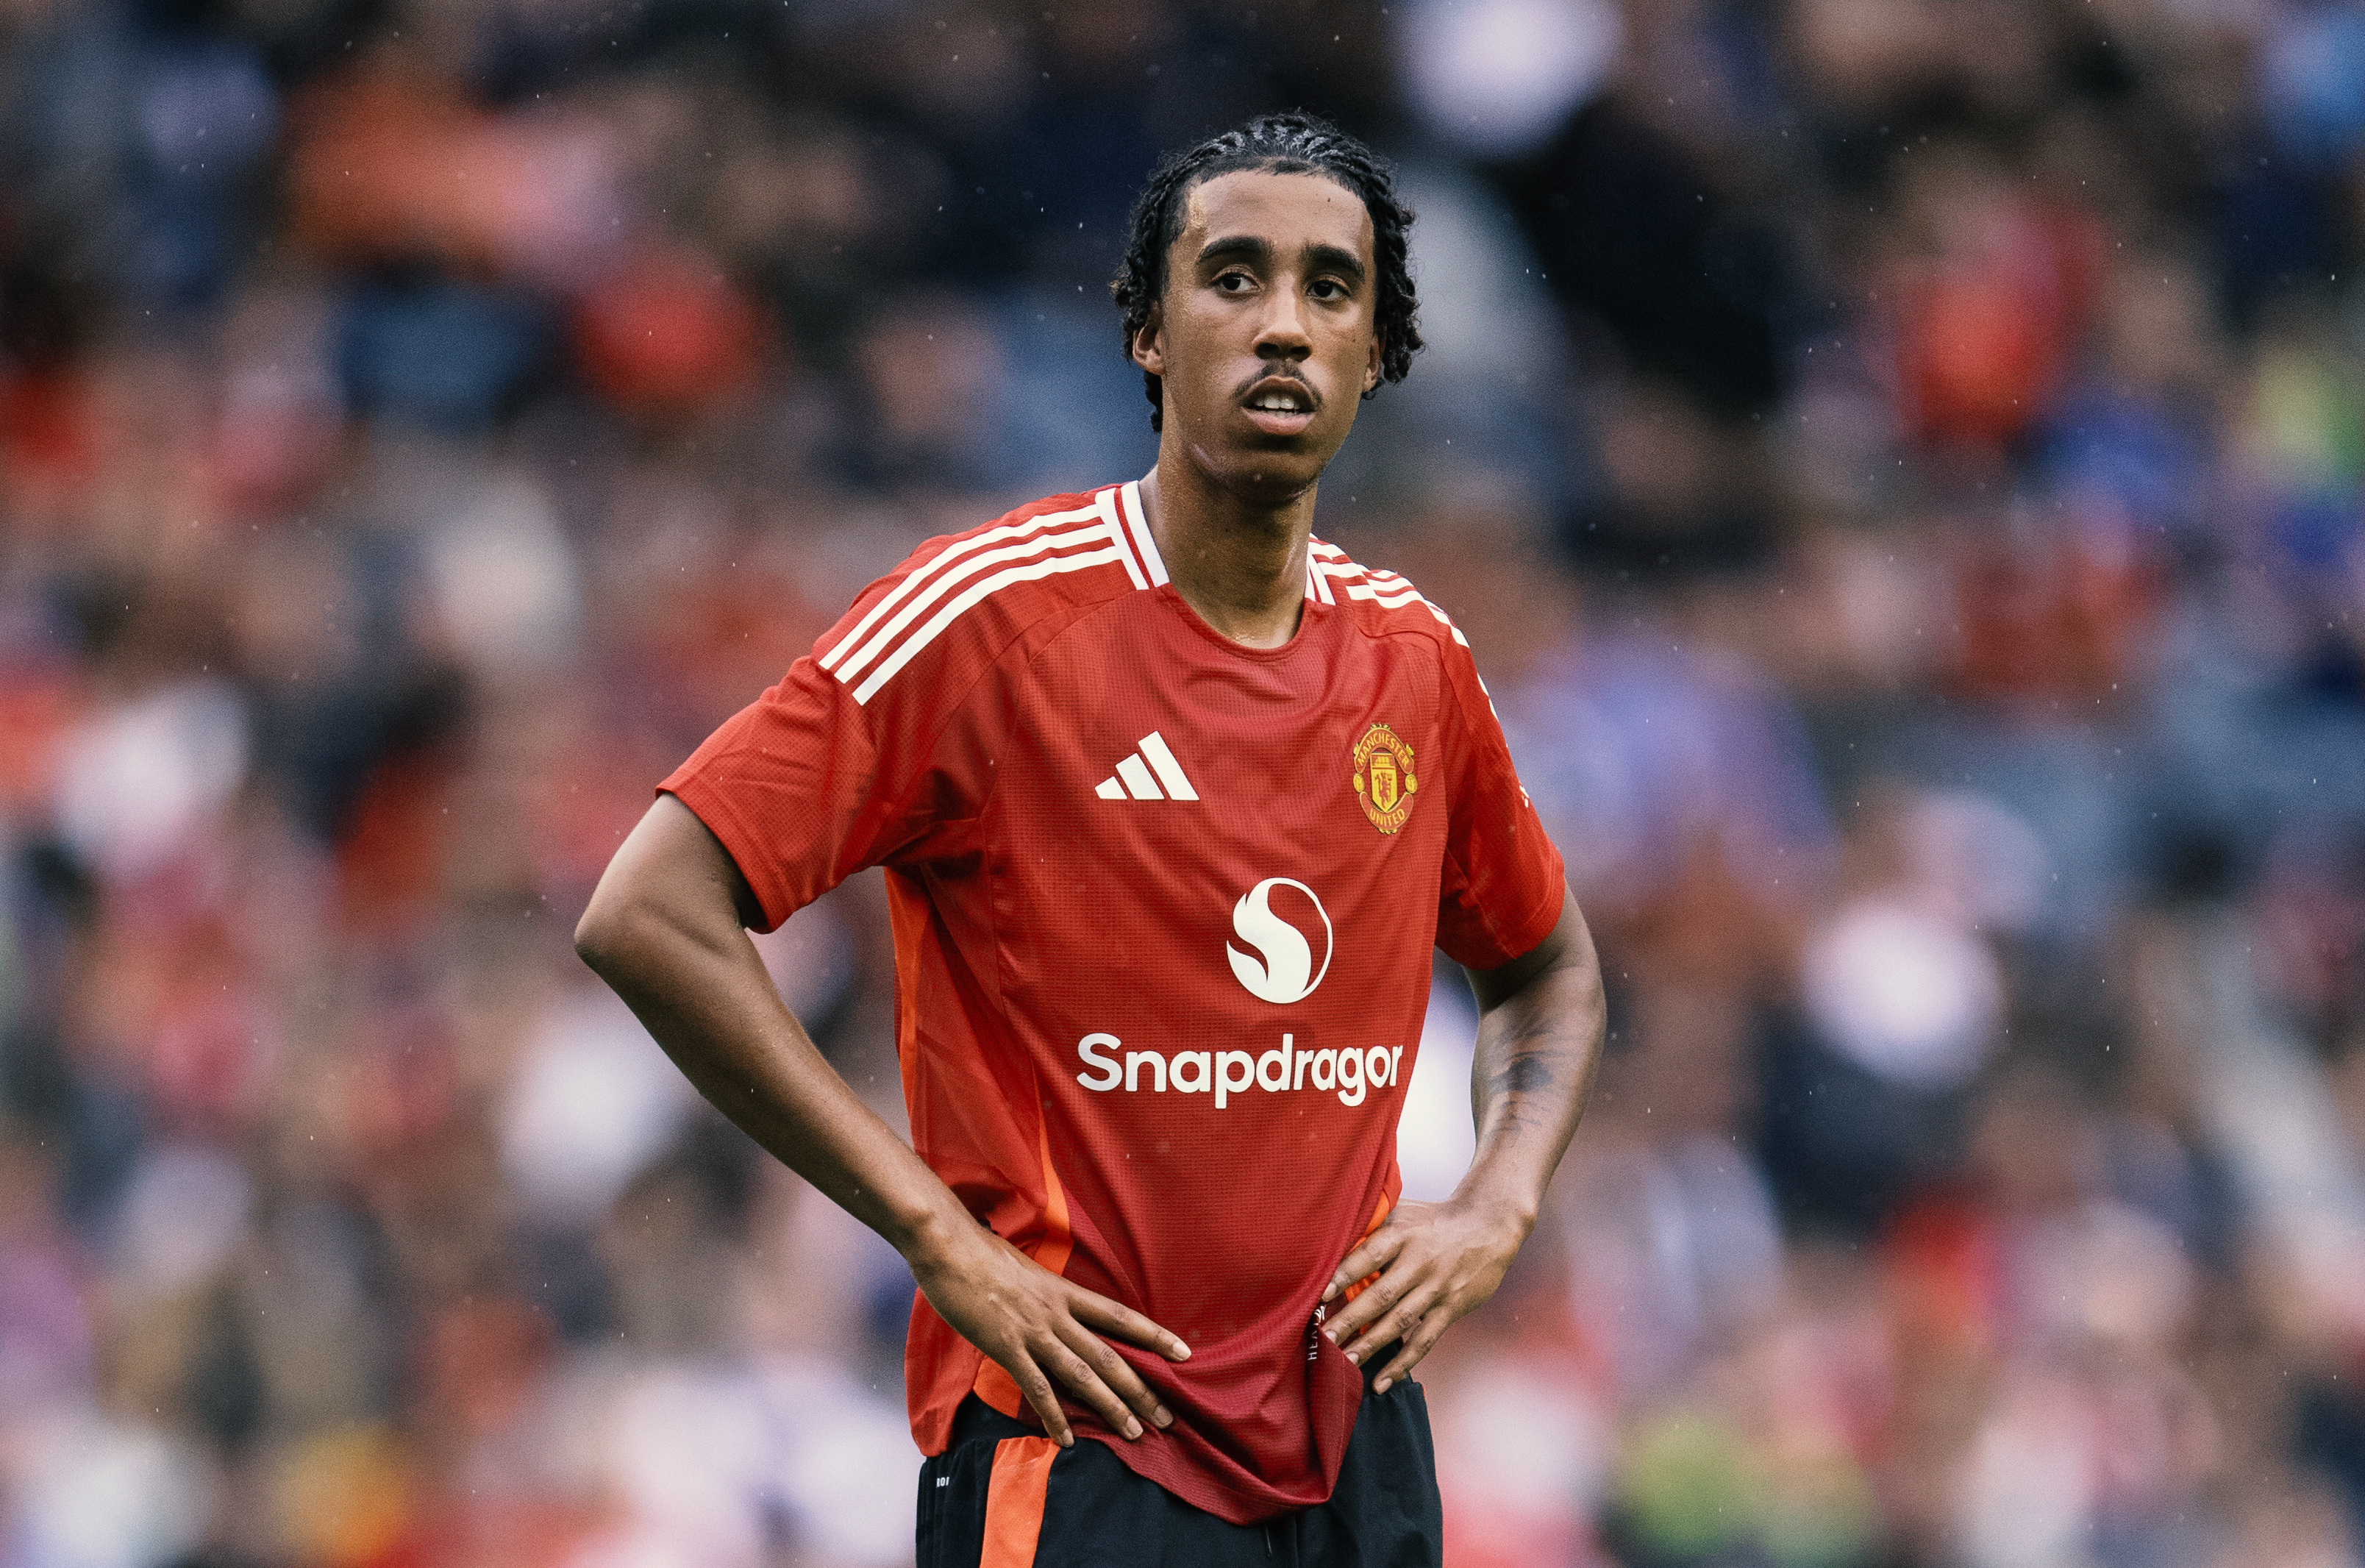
top-left (572, 910), bottom-right (610, 974)
top-left (573, 892), bottom-right (634, 976)
top-left (573, 797), bottom-right (753, 977)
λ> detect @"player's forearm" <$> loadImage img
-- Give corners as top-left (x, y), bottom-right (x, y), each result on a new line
top-left (1457, 894), bottom-right (1605, 1228)
top-left (575, 807), bottom-right (973, 1261)
top-left (1319, 897), bottom-right (1604, 1372)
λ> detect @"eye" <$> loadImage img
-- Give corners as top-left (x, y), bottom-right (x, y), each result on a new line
top-left (1216, 270), bottom-right (1255, 293)
top-left (1309, 278), bottom-right (1347, 300)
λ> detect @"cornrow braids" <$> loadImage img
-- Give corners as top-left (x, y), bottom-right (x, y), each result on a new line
top-left (1110, 111), bottom-right (1422, 432)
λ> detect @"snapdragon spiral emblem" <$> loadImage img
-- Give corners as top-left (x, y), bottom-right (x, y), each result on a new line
top-left (1226, 877), bottom-right (1333, 1004)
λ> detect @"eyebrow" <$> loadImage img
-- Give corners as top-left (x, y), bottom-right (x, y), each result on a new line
top-left (1196, 235), bottom-right (1369, 286)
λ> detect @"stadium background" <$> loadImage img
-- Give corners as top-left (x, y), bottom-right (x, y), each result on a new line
top-left (5, 0), bottom-right (2365, 1561)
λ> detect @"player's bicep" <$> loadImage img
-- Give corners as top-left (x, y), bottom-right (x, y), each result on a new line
top-left (1433, 644), bottom-right (1567, 970)
top-left (1464, 885), bottom-right (1582, 1012)
top-left (660, 654), bottom-right (925, 929)
top-left (655, 791), bottom-right (767, 929)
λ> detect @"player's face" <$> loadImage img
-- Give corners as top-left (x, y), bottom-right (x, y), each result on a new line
top-left (1133, 170), bottom-right (1383, 505)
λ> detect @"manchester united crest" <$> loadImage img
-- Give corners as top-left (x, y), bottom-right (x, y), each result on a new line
top-left (1350, 723), bottom-right (1418, 834)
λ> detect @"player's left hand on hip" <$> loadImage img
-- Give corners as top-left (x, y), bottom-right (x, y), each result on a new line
top-left (1316, 1197), bottom-right (1529, 1392)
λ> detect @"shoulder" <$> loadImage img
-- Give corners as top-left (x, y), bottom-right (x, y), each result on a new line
top-left (1310, 540), bottom-right (1509, 726)
top-left (816, 485), bottom-right (1161, 708)
top-left (1310, 539), bottom-right (1472, 658)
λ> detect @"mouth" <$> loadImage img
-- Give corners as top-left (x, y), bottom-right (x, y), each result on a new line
top-left (1240, 376), bottom-right (1319, 437)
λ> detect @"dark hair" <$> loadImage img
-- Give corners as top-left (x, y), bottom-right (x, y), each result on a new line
top-left (1110, 111), bottom-right (1422, 432)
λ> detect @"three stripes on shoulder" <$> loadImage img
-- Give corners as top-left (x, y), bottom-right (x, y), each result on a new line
top-left (816, 485), bottom-right (1472, 712)
top-left (818, 493), bottom-right (1153, 707)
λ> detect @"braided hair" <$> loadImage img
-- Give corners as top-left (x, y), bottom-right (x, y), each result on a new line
top-left (1111, 112), bottom-right (1422, 433)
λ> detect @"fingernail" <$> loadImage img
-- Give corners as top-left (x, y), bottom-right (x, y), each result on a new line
top-left (1375, 1378), bottom-right (1391, 1393)
top-left (1154, 1405), bottom-right (1173, 1428)
top-left (1124, 1419), bottom-right (1142, 1439)
top-left (1323, 1328), bottom-right (1337, 1343)
top-left (1344, 1349), bottom-right (1358, 1365)
top-left (1172, 1341), bottom-right (1191, 1361)
top-left (1321, 1284), bottom-right (1338, 1302)
top-left (1060, 1433), bottom-right (1074, 1448)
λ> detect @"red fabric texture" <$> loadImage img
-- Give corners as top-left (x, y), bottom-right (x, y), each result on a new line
top-left (662, 484), bottom-right (1565, 1522)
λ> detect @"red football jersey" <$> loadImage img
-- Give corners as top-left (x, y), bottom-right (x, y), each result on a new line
top-left (662, 481), bottom-right (1565, 1523)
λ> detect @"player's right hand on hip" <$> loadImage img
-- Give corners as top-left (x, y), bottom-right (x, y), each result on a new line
top-left (909, 1220), bottom-right (1190, 1447)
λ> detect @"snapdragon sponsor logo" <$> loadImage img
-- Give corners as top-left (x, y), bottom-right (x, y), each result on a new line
top-left (1075, 1033), bottom-right (1402, 1108)
top-left (1227, 877), bottom-right (1333, 1005)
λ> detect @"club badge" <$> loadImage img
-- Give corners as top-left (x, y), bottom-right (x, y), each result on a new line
top-left (1350, 723), bottom-right (1418, 834)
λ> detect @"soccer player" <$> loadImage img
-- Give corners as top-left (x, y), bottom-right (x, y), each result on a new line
top-left (575, 113), bottom-right (1606, 1565)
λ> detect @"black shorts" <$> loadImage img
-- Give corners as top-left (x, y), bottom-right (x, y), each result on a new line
top-left (915, 1373), bottom-right (1443, 1567)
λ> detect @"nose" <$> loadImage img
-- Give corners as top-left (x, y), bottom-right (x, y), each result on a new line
top-left (1253, 283), bottom-right (1313, 363)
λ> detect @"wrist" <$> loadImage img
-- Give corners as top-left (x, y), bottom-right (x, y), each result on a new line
top-left (1448, 1174), bottom-right (1541, 1244)
top-left (893, 1195), bottom-right (985, 1279)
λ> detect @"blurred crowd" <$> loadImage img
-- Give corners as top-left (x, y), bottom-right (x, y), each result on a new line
top-left (4, 0), bottom-right (2365, 1562)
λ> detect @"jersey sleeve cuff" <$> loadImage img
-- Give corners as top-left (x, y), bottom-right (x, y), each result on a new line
top-left (657, 779), bottom-right (793, 933)
top-left (1496, 852), bottom-right (1569, 968)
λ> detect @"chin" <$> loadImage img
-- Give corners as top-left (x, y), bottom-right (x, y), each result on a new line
top-left (1187, 429), bottom-right (1341, 502)
top-left (1214, 453), bottom-right (1327, 505)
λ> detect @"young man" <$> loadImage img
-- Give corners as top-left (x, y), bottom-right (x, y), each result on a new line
top-left (575, 113), bottom-right (1606, 1565)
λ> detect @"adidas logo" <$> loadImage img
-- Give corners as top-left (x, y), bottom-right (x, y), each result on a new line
top-left (1094, 732), bottom-right (1199, 802)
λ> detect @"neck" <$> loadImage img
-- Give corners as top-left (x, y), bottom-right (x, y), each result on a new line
top-left (1138, 448), bottom-right (1313, 650)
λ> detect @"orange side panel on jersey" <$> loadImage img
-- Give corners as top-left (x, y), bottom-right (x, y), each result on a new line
top-left (974, 1100), bottom-right (1078, 1419)
top-left (980, 1435), bottom-right (1058, 1568)
top-left (1341, 1189), bottom-right (1395, 1306)
top-left (1030, 1109), bottom-right (1075, 1276)
top-left (974, 1358), bottom-right (1026, 1419)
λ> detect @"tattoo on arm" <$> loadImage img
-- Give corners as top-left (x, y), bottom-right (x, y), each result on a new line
top-left (1459, 893), bottom-right (1608, 1166)
top-left (1486, 1051), bottom-right (1560, 1101)
top-left (1470, 974), bottom-right (1602, 1145)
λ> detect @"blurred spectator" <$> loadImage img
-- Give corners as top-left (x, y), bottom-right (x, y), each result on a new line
top-left (5, 1), bottom-right (2365, 1564)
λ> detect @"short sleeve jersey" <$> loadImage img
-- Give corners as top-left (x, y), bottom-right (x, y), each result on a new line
top-left (663, 481), bottom-right (1566, 1525)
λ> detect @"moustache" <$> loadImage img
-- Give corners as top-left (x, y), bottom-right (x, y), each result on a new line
top-left (1234, 369), bottom-right (1321, 407)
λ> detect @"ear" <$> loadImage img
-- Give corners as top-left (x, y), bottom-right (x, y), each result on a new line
top-left (1132, 303), bottom-right (1167, 377)
top-left (1363, 325), bottom-right (1383, 395)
